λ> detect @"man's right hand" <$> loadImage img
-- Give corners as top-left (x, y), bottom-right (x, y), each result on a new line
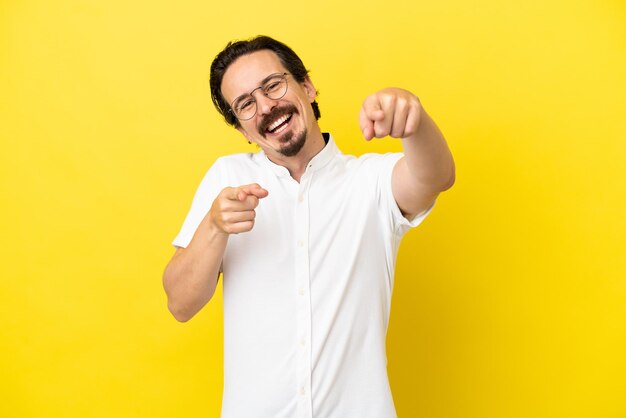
top-left (209, 183), bottom-right (269, 234)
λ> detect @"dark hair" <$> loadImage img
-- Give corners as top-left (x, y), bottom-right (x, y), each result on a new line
top-left (210, 35), bottom-right (321, 127)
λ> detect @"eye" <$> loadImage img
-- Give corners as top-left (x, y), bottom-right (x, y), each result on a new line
top-left (236, 98), bottom-right (255, 112)
top-left (264, 80), bottom-right (282, 93)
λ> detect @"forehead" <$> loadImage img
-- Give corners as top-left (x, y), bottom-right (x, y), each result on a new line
top-left (221, 50), bottom-right (287, 103)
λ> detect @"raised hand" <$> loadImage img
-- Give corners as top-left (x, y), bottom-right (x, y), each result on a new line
top-left (359, 88), bottom-right (423, 141)
top-left (209, 183), bottom-right (269, 234)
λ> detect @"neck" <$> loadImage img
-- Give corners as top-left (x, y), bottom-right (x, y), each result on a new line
top-left (267, 127), bottom-right (325, 182)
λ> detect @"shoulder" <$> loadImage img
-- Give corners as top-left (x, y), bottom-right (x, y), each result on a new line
top-left (213, 152), bottom-right (258, 167)
top-left (193, 152), bottom-right (260, 187)
top-left (345, 151), bottom-right (404, 172)
top-left (320, 134), bottom-right (402, 176)
top-left (205, 152), bottom-right (265, 175)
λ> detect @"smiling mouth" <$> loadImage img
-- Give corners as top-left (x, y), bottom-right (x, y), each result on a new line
top-left (259, 104), bottom-right (299, 137)
top-left (266, 114), bottom-right (292, 134)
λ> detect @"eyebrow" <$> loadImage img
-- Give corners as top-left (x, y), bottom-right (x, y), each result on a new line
top-left (232, 72), bottom-right (283, 105)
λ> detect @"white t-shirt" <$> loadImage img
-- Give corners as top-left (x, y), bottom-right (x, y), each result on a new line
top-left (173, 134), bottom-right (432, 418)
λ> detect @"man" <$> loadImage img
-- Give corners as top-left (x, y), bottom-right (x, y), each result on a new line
top-left (163, 35), bottom-right (454, 418)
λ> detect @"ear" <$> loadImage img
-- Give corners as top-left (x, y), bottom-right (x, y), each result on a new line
top-left (302, 76), bottom-right (317, 103)
top-left (236, 126), bottom-right (254, 144)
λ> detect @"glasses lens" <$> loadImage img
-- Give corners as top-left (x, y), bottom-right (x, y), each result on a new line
top-left (264, 75), bottom-right (287, 100)
top-left (231, 73), bottom-right (289, 121)
top-left (233, 97), bottom-right (256, 120)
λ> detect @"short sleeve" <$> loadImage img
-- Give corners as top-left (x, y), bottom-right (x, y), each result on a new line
top-left (172, 158), bottom-right (227, 248)
top-left (378, 153), bottom-right (435, 236)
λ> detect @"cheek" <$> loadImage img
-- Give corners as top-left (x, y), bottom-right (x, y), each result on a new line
top-left (238, 124), bottom-right (257, 140)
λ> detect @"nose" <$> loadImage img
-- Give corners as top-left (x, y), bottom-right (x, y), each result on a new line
top-left (255, 92), bottom-right (279, 116)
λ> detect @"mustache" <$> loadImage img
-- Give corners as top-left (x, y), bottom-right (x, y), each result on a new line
top-left (258, 104), bottom-right (299, 135)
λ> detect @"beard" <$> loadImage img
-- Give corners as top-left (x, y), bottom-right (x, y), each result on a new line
top-left (258, 104), bottom-right (307, 157)
top-left (277, 128), bottom-right (307, 157)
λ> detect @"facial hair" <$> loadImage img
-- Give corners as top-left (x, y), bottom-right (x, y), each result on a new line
top-left (277, 128), bottom-right (307, 157)
top-left (258, 104), bottom-right (307, 157)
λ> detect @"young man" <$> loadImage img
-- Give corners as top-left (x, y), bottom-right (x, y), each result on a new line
top-left (163, 35), bottom-right (454, 418)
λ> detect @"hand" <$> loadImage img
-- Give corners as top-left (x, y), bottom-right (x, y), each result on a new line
top-left (359, 88), bottom-right (423, 141)
top-left (209, 183), bottom-right (269, 234)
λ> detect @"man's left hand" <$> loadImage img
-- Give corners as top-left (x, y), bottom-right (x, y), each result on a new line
top-left (359, 88), bottom-right (423, 141)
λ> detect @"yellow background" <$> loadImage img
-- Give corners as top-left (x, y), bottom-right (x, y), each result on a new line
top-left (1, 0), bottom-right (625, 417)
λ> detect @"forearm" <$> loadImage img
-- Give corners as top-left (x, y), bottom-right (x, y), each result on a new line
top-left (163, 183), bottom-right (268, 322)
top-left (360, 88), bottom-right (455, 218)
top-left (401, 109), bottom-right (455, 193)
top-left (392, 108), bottom-right (455, 218)
top-left (163, 217), bottom-right (228, 322)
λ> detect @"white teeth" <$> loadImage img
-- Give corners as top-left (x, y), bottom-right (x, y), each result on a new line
top-left (273, 121), bottom-right (288, 134)
top-left (268, 114), bottom-right (290, 132)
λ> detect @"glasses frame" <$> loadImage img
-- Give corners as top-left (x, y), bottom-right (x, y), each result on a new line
top-left (229, 72), bottom-right (290, 121)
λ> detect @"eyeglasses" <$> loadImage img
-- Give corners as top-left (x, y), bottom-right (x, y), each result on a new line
top-left (229, 72), bottom-right (290, 121)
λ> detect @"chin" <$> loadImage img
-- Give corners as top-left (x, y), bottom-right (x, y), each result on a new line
top-left (278, 129), bottom-right (307, 157)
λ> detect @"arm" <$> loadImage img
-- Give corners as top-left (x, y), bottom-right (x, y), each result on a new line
top-left (163, 183), bottom-right (268, 322)
top-left (359, 88), bottom-right (455, 219)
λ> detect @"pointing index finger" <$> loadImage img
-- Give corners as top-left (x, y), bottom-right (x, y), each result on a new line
top-left (360, 94), bottom-right (386, 140)
top-left (240, 183), bottom-right (269, 199)
top-left (362, 94), bottom-right (385, 120)
top-left (237, 183), bottom-right (269, 200)
top-left (359, 107), bottom-right (375, 141)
